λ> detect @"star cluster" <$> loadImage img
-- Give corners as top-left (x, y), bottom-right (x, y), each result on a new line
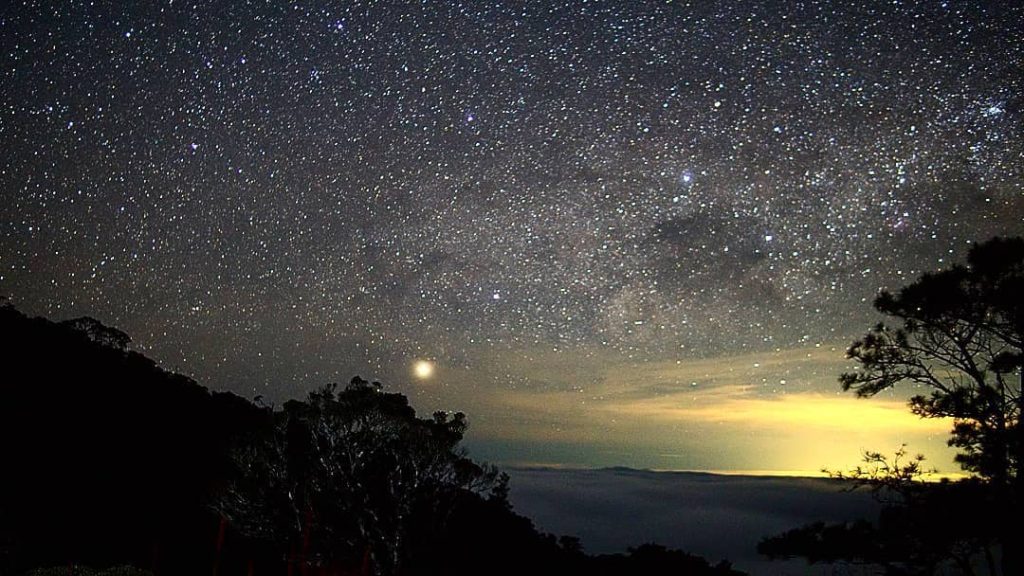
top-left (2, 0), bottom-right (1022, 398)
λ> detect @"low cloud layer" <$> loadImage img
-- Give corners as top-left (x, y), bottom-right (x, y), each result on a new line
top-left (507, 467), bottom-right (881, 575)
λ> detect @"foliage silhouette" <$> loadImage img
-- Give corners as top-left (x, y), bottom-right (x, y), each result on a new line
top-left (0, 302), bottom-right (745, 576)
top-left (827, 445), bottom-right (933, 503)
top-left (214, 377), bottom-right (507, 575)
top-left (762, 236), bottom-right (1024, 575)
top-left (760, 449), bottom-right (1001, 575)
top-left (841, 236), bottom-right (1023, 487)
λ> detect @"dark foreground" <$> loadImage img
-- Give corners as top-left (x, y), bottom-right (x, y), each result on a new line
top-left (0, 303), bottom-right (746, 576)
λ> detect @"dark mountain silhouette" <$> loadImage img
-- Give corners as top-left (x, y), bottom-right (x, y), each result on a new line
top-left (0, 303), bottom-right (267, 574)
top-left (0, 302), bottom-right (744, 576)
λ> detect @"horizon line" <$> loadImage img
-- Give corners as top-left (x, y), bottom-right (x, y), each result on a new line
top-left (501, 463), bottom-right (971, 481)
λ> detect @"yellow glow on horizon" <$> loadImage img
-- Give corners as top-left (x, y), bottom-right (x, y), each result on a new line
top-left (468, 381), bottom-right (958, 474)
top-left (412, 343), bottom-right (963, 475)
top-left (681, 469), bottom-right (832, 478)
top-left (622, 390), bottom-right (951, 432)
top-left (661, 468), bottom-right (969, 481)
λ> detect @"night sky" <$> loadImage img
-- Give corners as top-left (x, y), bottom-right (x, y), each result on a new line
top-left (2, 0), bottom-right (1022, 474)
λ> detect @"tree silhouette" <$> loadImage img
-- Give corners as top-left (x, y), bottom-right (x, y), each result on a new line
top-left (214, 377), bottom-right (507, 575)
top-left (1, 301), bottom-right (746, 576)
top-left (760, 449), bottom-right (1001, 575)
top-left (840, 236), bottom-right (1022, 574)
top-left (828, 445), bottom-right (933, 502)
top-left (762, 237), bottom-right (1023, 575)
top-left (841, 237), bottom-right (1023, 485)
top-left (59, 317), bottom-right (132, 350)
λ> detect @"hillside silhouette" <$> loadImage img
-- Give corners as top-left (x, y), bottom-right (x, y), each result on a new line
top-left (0, 302), bottom-right (744, 576)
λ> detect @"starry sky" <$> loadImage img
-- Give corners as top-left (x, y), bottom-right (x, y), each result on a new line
top-left (2, 0), bottom-right (1022, 474)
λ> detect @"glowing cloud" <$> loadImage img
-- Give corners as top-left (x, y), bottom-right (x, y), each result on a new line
top-left (415, 344), bottom-right (962, 475)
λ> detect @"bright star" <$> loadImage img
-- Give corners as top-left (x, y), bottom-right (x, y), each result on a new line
top-left (413, 360), bottom-right (434, 379)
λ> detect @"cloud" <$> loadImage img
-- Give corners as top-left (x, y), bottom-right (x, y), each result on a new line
top-left (507, 467), bottom-right (881, 576)
top-left (608, 387), bottom-right (949, 432)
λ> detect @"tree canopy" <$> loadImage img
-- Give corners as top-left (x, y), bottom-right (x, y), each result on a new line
top-left (841, 236), bottom-right (1022, 484)
top-left (763, 236), bottom-right (1024, 575)
top-left (215, 377), bottom-right (507, 575)
top-left (759, 449), bottom-right (1002, 575)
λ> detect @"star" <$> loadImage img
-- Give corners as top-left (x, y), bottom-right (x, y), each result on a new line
top-left (1, 0), bottom-right (1021, 473)
top-left (413, 360), bottom-right (435, 380)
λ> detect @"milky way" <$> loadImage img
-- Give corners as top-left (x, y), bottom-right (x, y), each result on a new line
top-left (2, 1), bottom-right (1022, 407)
